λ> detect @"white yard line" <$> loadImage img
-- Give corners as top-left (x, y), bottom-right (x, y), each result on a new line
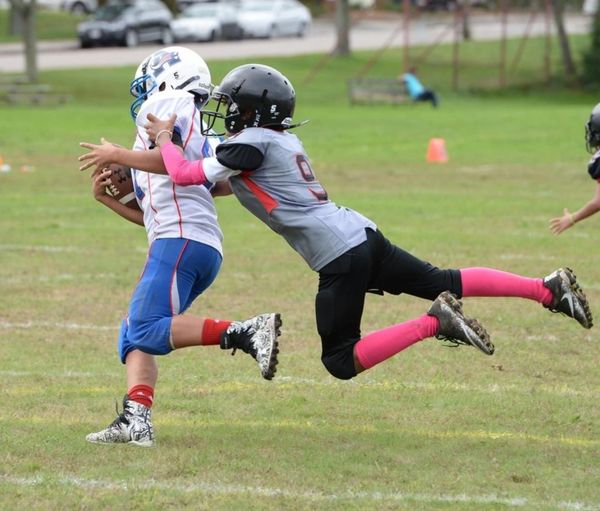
top-left (1, 273), bottom-right (120, 284)
top-left (1, 414), bottom-right (597, 448)
top-left (0, 244), bottom-right (86, 253)
top-left (0, 369), bottom-right (598, 400)
top-left (0, 474), bottom-right (598, 510)
top-left (0, 320), bottom-right (115, 331)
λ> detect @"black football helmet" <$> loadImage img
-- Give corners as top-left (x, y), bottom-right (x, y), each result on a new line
top-left (201, 64), bottom-right (296, 136)
top-left (585, 103), bottom-right (600, 153)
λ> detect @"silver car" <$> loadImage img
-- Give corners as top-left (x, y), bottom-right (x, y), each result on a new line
top-left (171, 2), bottom-right (242, 42)
top-left (237, 0), bottom-right (311, 39)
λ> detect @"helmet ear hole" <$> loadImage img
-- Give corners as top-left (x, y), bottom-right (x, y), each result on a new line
top-left (192, 91), bottom-right (209, 109)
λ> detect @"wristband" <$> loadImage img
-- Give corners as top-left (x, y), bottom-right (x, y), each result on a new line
top-left (155, 129), bottom-right (173, 143)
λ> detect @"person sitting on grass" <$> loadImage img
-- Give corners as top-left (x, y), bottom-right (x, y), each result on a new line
top-left (399, 67), bottom-right (439, 108)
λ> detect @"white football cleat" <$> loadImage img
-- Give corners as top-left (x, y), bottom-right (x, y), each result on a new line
top-left (221, 313), bottom-right (282, 380)
top-left (86, 396), bottom-right (154, 447)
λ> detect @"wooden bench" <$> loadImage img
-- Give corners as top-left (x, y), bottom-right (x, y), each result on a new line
top-left (0, 83), bottom-right (52, 95)
top-left (3, 92), bottom-right (71, 106)
top-left (0, 82), bottom-right (71, 106)
top-left (347, 78), bottom-right (410, 105)
top-left (0, 74), bottom-right (29, 85)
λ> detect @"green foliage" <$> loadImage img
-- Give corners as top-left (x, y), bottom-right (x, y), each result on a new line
top-left (0, 8), bottom-right (84, 43)
top-left (1, 50), bottom-right (599, 510)
top-left (581, 9), bottom-right (600, 88)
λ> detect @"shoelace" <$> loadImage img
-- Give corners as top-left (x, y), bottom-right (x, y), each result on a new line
top-left (107, 400), bottom-right (129, 427)
top-left (227, 324), bottom-right (257, 357)
top-left (435, 334), bottom-right (469, 348)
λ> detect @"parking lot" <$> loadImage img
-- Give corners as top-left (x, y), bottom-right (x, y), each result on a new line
top-left (0, 12), bottom-right (591, 73)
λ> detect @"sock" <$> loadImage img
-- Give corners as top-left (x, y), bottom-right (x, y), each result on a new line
top-left (354, 314), bottom-right (439, 370)
top-left (460, 267), bottom-right (553, 306)
top-left (128, 384), bottom-right (154, 408)
top-left (201, 318), bottom-right (232, 346)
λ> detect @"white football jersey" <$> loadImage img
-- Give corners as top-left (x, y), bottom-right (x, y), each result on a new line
top-left (133, 90), bottom-right (223, 256)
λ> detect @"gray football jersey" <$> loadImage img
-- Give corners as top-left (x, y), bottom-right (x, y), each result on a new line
top-left (222, 128), bottom-right (376, 271)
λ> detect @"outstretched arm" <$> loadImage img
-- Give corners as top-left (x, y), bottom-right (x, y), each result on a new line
top-left (549, 182), bottom-right (600, 234)
top-left (92, 168), bottom-right (144, 226)
top-left (79, 138), bottom-right (167, 175)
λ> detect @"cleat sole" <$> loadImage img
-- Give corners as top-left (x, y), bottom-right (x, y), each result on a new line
top-left (565, 268), bottom-right (593, 329)
top-left (263, 313), bottom-right (282, 381)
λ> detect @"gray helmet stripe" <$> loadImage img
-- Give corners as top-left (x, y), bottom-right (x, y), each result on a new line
top-left (176, 75), bottom-right (201, 91)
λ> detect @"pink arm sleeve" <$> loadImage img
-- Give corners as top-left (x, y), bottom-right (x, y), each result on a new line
top-left (159, 140), bottom-right (207, 186)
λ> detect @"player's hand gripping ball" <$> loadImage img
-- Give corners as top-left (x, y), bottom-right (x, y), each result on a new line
top-left (106, 163), bottom-right (140, 210)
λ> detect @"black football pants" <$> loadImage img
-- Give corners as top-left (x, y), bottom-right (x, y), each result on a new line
top-left (315, 228), bottom-right (461, 380)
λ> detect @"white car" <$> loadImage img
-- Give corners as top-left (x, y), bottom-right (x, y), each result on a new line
top-left (62, 0), bottom-right (97, 14)
top-left (237, 0), bottom-right (311, 39)
top-left (349, 0), bottom-right (375, 7)
top-left (171, 2), bottom-right (241, 42)
top-left (36, 0), bottom-right (97, 13)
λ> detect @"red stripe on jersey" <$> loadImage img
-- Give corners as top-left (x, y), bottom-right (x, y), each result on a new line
top-left (183, 109), bottom-right (196, 150)
top-left (136, 130), bottom-right (147, 150)
top-left (241, 174), bottom-right (278, 214)
top-left (171, 180), bottom-right (184, 237)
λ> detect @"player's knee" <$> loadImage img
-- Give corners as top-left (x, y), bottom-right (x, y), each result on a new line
top-left (127, 317), bottom-right (172, 356)
top-left (321, 348), bottom-right (357, 380)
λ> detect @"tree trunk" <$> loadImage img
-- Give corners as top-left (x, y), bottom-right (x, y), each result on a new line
top-left (7, 0), bottom-right (38, 82)
top-left (461, 1), bottom-right (471, 41)
top-left (9, 4), bottom-right (23, 36)
top-left (333, 0), bottom-right (350, 56)
top-left (550, 0), bottom-right (577, 76)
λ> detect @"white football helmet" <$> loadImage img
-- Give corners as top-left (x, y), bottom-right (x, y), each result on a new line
top-left (129, 46), bottom-right (212, 120)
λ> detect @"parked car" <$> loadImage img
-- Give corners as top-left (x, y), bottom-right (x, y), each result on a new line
top-left (237, 0), bottom-right (311, 39)
top-left (349, 0), bottom-right (375, 7)
top-left (176, 0), bottom-right (218, 11)
top-left (171, 2), bottom-right (242, 42)
top-left (34, 0), bottom-right (97, 14)
top-left (77, 0), bottom-right (173, 48)
top-left (62, 0), bottom-right (97, 14)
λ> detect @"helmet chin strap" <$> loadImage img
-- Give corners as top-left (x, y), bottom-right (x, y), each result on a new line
top-left (286, 119), bottom-right (310, 130)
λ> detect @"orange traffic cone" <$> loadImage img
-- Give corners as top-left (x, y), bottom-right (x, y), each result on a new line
top-left (426, 138), bottom-right (448, 163)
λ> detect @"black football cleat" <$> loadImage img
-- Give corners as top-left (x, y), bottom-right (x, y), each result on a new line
top-left (428, 291), bottom-right (494, 355)
top-left (543, 268), bottom-right (593, 329)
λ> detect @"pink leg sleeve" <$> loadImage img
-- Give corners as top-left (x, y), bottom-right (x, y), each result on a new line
top-left (460, 267), bottom-right (552, 305)
top-left (354, 314), bottom-right (439, 370)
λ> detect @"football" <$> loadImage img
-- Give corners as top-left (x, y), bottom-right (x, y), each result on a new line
top-left (106, 163), bottom-right (140, 210)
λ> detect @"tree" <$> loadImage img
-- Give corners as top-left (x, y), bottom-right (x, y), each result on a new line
top-left (550, 0), bottom-right (577, 78)
top-left (7, 0), bottom-right (38, 82)
top-left (333, 0), bottom-right (350, 56)
top-left (582, 8), bottom-right (600, 87)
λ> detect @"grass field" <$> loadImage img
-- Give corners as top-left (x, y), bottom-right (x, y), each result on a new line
top-left (1, 45), bottom-right (599, 510)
